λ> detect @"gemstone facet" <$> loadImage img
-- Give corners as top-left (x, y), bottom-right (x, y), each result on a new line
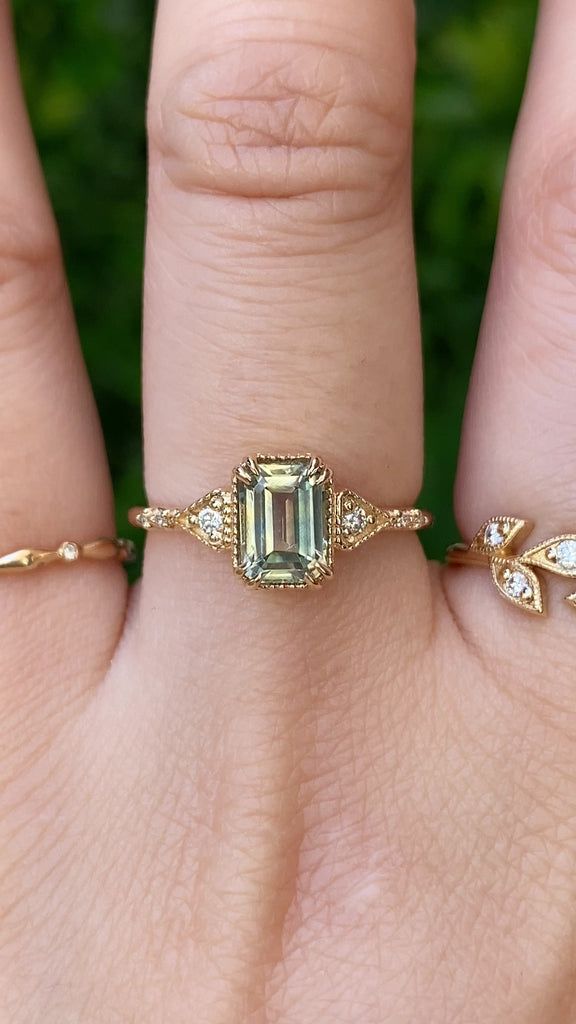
top-left (484, 521), bottom-right (508, 548)
top-left (197, 507), bottom-right (224, 542)
top-left (503, 569), bottom-right (533, 602)
top-left (59, 541), bottom-right (79, 562)
top-left (342, 506), bottom-right (368, 536)
top-left (550, 539), bottom-right (576, 572)
top-left (234, 456), bottom-right (332, 587)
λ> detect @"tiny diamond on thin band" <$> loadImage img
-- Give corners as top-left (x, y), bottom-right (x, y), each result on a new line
top-left (0, 538), bottom-right (135, 576)
top-left (59, 541), bottom-right (80, 562)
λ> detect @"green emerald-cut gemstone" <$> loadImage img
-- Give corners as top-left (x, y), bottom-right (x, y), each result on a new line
top-left (234, 456), bottom-right (332, 587)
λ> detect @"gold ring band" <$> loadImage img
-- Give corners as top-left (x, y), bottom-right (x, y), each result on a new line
top-left (0, 537), bottom-right (135, 576)
top-left (129, 452), bottom-right (432, 590)
top-left (447, 516), bottom-right (576, 615)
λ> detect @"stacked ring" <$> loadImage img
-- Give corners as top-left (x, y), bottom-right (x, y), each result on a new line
top-left (0, 537), bottom-right (135, 575)
top-left (130, 452), bottom-right (432, 590)
top-left (448, 517), bottom-right (576, 616)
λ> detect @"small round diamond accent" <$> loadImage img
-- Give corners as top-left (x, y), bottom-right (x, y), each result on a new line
top-left (395, 512), bottom-right (419, 529)
top-left (151, 511), bottom-right (169, 527)
top-left (59, 542), bottom-right (80, 562)
top-left (550, 540), bottom-right (576, 571)
top-left (137, 509), bottom-right (173, 529)
top-left (484, 522), bottom-right (508, 548)
top-left (342, 507), bottom-right (367, 536)
top-left (198, 507), bottom-right (224, 541)
top-left (503, 570), bottom-right (533, 602)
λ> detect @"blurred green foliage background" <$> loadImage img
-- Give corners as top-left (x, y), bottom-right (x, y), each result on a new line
top-left (13, 0), bottom-right (538, 559)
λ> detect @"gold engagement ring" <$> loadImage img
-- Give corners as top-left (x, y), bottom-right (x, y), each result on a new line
top-left (0, 537), bottom-right (135, 575)
top-left (130, 453), bottom-right (432, 589)
top-left (447, 517), bottom-right (576, 616)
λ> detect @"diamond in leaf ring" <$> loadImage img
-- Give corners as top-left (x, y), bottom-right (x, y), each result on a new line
top-left (129, 453), bottom-right (433, 589)
top-left (447, 516), bottom-right (576, 615)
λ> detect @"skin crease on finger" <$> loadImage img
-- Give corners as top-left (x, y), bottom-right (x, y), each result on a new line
top-left (4, 4), bottom-right (576, 1024)
top-left (0, 0), bottom-right (128, 708)
top-left (143, 0), bottom-right (422, 512)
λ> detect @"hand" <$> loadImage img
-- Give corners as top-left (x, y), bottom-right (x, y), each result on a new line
top-left (2, 1), bottom-right (576, 1021)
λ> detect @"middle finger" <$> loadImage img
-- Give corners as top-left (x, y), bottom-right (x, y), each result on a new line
top-left (143, 0), bottom-right (422, 587)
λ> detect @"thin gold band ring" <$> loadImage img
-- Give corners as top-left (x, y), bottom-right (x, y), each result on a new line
top-left (0, 538), bottom-right (135, 576)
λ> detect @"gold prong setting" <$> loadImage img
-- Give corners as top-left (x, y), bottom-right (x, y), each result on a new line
top-left (336, 492), bottom-right (432, 550)
top-left (337, 491), bottom-right (379, 550)
top-left (540, 538), bottom-right (576, 575)
top-left (129, 454), bottom-right (432, 590)
top-left (232, 454), bottom-right (334, 589)
top-left (470, 516), bottom-right (531, 555)
top-left (58, 541), bottom-right (80, 562)
top-left (491, 559), bottom-right (544, 616)
top-left (182, 490), bottom-right (232, 550)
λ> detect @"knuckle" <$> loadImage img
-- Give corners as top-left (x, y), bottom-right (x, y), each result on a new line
top-left (0, 205), bottom-right (62, 322)
top-left (148, 33), bottom-right (413, 216)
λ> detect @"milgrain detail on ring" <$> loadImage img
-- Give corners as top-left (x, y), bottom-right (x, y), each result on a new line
top-left (130, 452), bottom-right (432, 590)
top-left (135, 492), bottom-right (233, 551)
top-left (470, 516), bottom-right (532, 556)
top-left (337, 490), bottom-right (432, 550)
top-left (447, 517), bottom-right (576, 616)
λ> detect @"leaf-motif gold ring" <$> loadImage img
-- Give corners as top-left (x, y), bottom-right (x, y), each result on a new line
top-left (447, 517), bottom-right (576, 615)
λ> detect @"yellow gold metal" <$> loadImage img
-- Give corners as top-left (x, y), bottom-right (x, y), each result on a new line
top-left (129, 452), bottom-right (432, 590)
top-left (336, 490), bottom-right (432, 550)
top-left (447, 516), bottom-right (576, 615)
top-left (0, 538), bottom-right (135, 576)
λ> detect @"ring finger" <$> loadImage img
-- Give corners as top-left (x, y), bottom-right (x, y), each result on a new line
top-left (454, 0), bottom-right (576, 644)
